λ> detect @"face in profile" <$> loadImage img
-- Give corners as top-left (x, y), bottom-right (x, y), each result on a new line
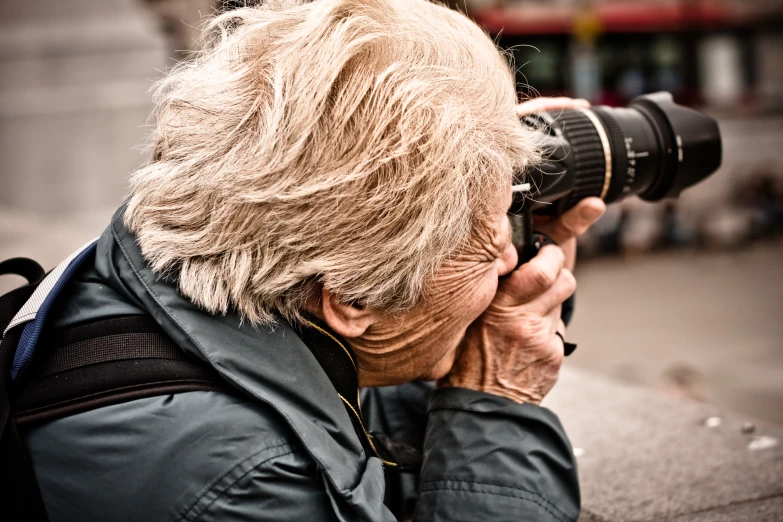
top-left (344, 186), bottom-right (518, 387)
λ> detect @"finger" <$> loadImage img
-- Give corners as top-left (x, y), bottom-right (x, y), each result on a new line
top-left (531, 267), bottom-right (576, 315)
top-left (534, 197), bottom-right (606, 245)
top-left (516, 97), bottom-right (590, 116)
top-left (497, 245), bottom-right (564, 306)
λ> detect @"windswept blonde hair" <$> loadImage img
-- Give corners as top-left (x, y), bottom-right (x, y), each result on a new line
top-left (125, 0), bottom-right (540, 325)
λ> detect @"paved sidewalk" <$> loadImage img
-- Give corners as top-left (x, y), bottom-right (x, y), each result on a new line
top-left (568, 242), bottom-right (783, 425)
top-left (547, 367), bottom-right (783, 522)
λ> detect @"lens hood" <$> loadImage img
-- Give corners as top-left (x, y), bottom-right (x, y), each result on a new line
top-left (630, 92), bottom-right (722, 200)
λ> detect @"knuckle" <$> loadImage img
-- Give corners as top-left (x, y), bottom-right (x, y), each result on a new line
top-left (559, 219), bottom-right (579, 237)
top-left (561, 268), bottom-right (577, 295)
top-left (547, 244), bottom-right (566, 265)
top-left (529, 262), bottom-right (557, 290)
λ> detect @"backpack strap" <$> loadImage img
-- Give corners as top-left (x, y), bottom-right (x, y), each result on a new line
top-left (0, 258), bottom-right (45, 289)
top-left (12, 315), bottom-right (232, 428)
top-left (7, 239), bottom-right (98, 381)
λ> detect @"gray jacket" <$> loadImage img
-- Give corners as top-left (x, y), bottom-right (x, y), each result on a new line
top-left (24, 207), bottom-right (580, 521)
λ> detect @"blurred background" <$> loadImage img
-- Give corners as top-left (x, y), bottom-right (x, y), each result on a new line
top-left (0, 0), bottom-right (781, 423)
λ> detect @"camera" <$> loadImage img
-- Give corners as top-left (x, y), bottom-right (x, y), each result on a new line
top-left (510, 92), bottom-right (723, 216)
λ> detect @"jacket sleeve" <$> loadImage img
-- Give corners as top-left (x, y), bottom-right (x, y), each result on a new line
top-left (363, 383), bottom-right (581, 521)
top-left (413, 387), bottom-right (580, 522)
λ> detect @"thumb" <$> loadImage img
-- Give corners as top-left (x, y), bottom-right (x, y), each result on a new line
top-left (496, 245), bottom-right (565, 306)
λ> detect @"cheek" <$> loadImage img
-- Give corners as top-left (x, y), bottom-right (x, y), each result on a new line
top-left (463, 269), bottom-right (500, 324)
top-left (437, 262), bottom-right (503, 347)
top-left (353, 262), bottom-right (502, 386)
top-left (419, 269), bottom-right (499, 381)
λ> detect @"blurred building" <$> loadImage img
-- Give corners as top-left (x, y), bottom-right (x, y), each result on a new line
top-left (0, 0), bottom-right (166, 215)
top-left (463, 0), bottom-right (783, 252)
top-left (467, 0), bottom-right (783, 112)
top-left (0, 0), bottom-right (213, 217)
top-left (2, 0), bottom-right (781, 218)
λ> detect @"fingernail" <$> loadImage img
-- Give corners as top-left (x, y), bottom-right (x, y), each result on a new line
top-left (574, 98), bottom-right (590, 108)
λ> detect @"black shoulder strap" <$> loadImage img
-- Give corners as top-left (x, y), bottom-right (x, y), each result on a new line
top-left (0, 258), bottom-right (45, 333)
top-left (0, 258), bottom-right (46, 289)
top-left (12, 313), bottom-right (420, 458)
top-left (11, 315), bottom-right (231, 428)
top-left (1, 313), bottom-right (236, 522)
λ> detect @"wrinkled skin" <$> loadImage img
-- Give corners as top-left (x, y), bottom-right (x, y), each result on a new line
top-left (324, 97), bottom-right (605, 404)
top-left (349, 185), bottom-right (519, 387)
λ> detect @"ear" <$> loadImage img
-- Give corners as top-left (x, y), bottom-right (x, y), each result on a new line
top-left (320, 288), bottom-right (376, 338)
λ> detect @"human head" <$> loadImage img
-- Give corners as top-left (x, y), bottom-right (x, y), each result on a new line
top-left (125, 0), bottom-right (541, 383)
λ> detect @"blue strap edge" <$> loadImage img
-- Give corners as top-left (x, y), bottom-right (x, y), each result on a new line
top-left (10, 241), bottom-right (98, 381)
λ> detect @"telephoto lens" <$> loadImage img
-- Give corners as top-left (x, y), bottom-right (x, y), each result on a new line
top-left (512, 92), bottom-right (722, 216)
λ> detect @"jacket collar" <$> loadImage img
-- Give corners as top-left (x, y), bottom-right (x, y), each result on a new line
top-left (99, 205), bottom-right (386, 521)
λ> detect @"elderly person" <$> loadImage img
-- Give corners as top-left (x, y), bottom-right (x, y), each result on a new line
top-left (17, 0), bottom-right (604, 520)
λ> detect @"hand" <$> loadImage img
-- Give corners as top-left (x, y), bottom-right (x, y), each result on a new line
top-left (438, 201), bottom-right (605, 404)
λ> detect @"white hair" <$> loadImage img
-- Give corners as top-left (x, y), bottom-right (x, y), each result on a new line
top-left (125, 0), bottom-right (541, 325)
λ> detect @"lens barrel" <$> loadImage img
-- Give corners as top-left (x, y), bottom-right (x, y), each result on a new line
top-left (517, 92), bottom-right (722, 215)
